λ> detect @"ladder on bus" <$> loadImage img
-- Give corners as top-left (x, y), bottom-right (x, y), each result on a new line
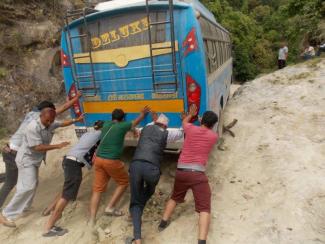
top-left (145, 0), bottom-right (178, 93)
top-left (64, 8), bottom-right (98, 97)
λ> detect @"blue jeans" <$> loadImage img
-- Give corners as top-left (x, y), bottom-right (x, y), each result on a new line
top-left (129, 160), bottom-right (160, 240)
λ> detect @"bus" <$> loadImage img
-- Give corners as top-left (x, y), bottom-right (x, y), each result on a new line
top-left (61, 0), bottom-right (232, 151)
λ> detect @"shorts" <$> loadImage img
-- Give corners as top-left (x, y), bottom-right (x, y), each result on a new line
top-left (62, 158), bottom-right (83, 201)
top-left (93, 156), bottom-right (129, 193)
top-left (170, 170), bottom-right (211, 213)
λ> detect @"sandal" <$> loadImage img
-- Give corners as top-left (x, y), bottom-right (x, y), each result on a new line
top-left (42, 226), bottom-right (68, 237)
top-left (105, 208), bottom-right (124, 217)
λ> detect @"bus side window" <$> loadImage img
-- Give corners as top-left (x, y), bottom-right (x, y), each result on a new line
top-left (199, 15), bottom-right (232, 75)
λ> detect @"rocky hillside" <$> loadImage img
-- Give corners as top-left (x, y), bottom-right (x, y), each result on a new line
top-left (0, 0), bottom-right (98, 136)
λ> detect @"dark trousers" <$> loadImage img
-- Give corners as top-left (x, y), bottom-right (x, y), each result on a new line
top-left (129, 160), bottom-right (160, 240)
top-left (278, 59), bottom-right (286, 69)
top-left (0, 150), bottom-right (18, 208)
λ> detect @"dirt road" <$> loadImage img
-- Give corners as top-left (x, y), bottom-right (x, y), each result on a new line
top-left (0, 58), bottom-right (324, 244)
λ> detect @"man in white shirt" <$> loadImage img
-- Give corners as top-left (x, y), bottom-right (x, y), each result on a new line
top-left (278, 42), bottom-right (288, 69)
top-left (0, 94), bottom-right (81, 211)
top-left (0, 103), bottom-right (83, 228)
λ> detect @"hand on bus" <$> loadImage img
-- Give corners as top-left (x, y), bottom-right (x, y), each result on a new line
top-left (180, 111), bottom-right (187, 120)
top-left (141, 106), bottom-right (151, 115)
top-left (133, 128), bottom-right (140, 138)
top-left (57, 141), bottom-right (70, 149)
top-left (75, 114), bottom-right (84, 123)
top-left (189, 104), bottom-right (198, 117)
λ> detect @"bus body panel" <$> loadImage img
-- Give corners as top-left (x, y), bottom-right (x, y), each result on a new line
top-left (61, 0), bottom-right (232, 147)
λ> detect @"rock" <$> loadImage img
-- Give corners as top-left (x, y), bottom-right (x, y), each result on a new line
top-left (104, 227), bottom-right (111, 235)
top-left (97, 227), bottom-right (106, 242)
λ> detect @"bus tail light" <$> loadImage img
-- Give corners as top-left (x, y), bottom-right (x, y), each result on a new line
top-left (183, 28), bottom-right (198, 57)
top-left (186, 74), bottom-right (201, 122)
top-left (61, 50), bottom-right (71, 67)
top-left (68, 83), bottom-right (82, 117)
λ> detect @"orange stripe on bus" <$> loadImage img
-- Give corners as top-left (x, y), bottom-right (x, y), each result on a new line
top-left (82, 99), bottom-right (184, 113)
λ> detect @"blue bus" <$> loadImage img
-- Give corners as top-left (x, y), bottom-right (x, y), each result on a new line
top-left (61, 0), bottom-right (232, 150)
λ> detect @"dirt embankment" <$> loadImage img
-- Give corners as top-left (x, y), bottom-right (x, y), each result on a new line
top-left (0, 0), bottom-right (93, 136)
top-left (0, 58), bottom-right (324, 244)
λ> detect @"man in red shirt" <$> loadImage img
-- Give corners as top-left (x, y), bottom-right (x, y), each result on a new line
top-left (158, 105), bottom-right (218, 244)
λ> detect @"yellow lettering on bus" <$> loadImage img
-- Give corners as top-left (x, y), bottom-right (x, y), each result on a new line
top-left (129, 21), bottom-right (142, 35)
top-left (100, 32), bottom-right (111, 45)
top-left (110, 30), bottom-right (120, 42)
top-left (119, 25), bottom-right (130, 38)
top-left (140, 17), bottom-right (149, 30)
top-left (91, 37), bottom-right (102, 49)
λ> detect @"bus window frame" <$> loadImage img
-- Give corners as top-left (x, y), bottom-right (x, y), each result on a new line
top-left (198, 16), bottom-right (232, 75)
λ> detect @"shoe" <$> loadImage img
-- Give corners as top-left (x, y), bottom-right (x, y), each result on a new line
top-left (0, 213), bottom-right (16, 228)
top-left (125, 237), bottom-right (135, 244)
top-left (158, 220), bottom-right (170, 232)
top-left (43, 226), bottom-right (68, 237)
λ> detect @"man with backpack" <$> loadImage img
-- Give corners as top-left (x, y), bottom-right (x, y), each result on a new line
top-left (43, 120), bottom-right (104, 237)
top-left (88, 106), bottom-right (150, 226)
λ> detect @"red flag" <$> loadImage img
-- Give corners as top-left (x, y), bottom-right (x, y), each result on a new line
top-left (182, 28), bottom-right (198, 56)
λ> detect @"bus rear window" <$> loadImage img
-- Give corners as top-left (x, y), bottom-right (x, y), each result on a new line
top-left (78, 11), bottom-right (166, 52)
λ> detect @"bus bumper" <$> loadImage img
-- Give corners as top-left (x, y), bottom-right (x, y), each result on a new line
top-left (124, 128), bottom-right (184, 153)
top-left (75, 127), bottom-right (184, 154)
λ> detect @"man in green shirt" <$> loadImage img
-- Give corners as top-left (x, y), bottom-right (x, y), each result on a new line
top-left (89, 106), bottom-right (150, 225)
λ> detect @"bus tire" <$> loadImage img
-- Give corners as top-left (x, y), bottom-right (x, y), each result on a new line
top-left (217, 110), bottom-right (224, 138)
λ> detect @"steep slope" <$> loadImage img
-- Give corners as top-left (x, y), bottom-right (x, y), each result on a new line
top-left (0, 58), bottom-right (324, 244)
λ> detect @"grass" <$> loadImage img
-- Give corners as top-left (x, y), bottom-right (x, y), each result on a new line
top-left (306, 58), bottom-right (322, 68)
top-left (0, 67), bottom-right (7, 79)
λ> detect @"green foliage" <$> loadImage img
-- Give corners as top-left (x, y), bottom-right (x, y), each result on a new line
top-left (0, 67), bottom-right (7, 79)
top-left (202, 0), bottom-right (325, 81)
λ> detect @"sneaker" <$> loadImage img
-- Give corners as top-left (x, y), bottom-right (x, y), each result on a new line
top-left (43, 226), bottom-right (68, 237)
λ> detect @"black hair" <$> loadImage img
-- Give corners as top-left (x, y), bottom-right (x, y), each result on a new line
top-left (37, 101), bottom-right (56, 111)
top-left (112, 109), bottom-right (125, 121)
top-left (201, 111), bottom-right (218, 129)
top-left (93, 120), bottom-right (104, 130)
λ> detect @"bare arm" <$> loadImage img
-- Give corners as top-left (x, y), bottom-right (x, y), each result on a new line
top-left (182, 104), bottom-right (197, 127)
top-left (132, 106), bottom-right (151, 128)
top-left (60, 114), bottom-right (84, 127)
top-left (56, 91), bottom-right (82, 115)
top-left (32, 141), bottom-right (70, 152)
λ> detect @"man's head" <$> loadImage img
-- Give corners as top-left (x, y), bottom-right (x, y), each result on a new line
top-left (112, 108), bottom-right (126, 122)
top-left (40, 107), bottom-right (56, 128)
top-left (155, 113), bottom-right (169, 129)
top-left (201, 111), bottom-right (218, 129)
top-left (93, 120), bottom-right (104, 130)
top-left (37, 101), bottom-right (56, 111)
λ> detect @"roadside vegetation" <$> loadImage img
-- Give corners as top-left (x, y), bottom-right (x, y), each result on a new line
top-left (202, 0), bottom-right (325, 81)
